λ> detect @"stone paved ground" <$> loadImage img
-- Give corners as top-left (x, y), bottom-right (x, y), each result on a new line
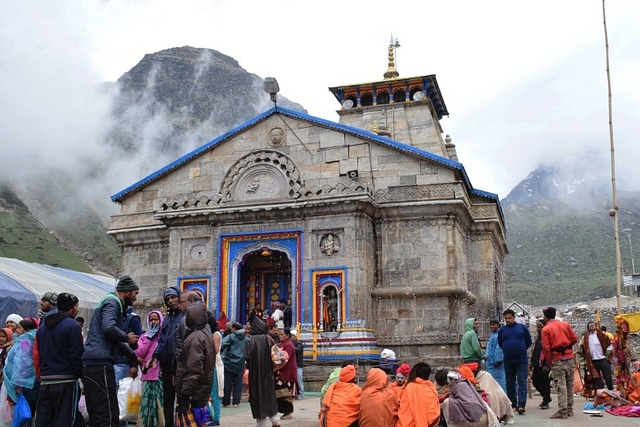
top-left (218, 393), bottom-right (640, 426)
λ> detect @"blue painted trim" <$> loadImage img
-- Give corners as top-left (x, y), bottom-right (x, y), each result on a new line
top-left (308, 266), bottom-right (349, 323)
top-left (177, 275), bottom-right (213, 309)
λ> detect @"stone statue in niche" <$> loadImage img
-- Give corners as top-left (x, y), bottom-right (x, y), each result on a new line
top-left (268, 127), bottom-right (285, 146)
top-left (323, 286), bottom-right (339, 332)
top-left (320, 234), bottom-right (340, 256)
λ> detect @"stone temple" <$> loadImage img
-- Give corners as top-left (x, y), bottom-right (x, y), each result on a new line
top-left (109, 41), bottom-right (507, 363)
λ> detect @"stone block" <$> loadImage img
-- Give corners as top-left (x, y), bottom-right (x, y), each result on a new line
top-left (319, 131), bottom-right (344, 148)
top-left (399, 175), bottom-right (417, 185)
top-left (324, 147), bottom-right (348, 163)
top-left (349, 144), bottom-right (369, 158)
top-left (339, 157), bottom-right (358, 175)
top-left (193, 176), bottom-right (212, 192)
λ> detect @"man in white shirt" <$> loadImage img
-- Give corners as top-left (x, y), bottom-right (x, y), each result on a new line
top-left (271, 300), bottom-right (285, 329)
top-left (580, 321), bottom-right (613, 391)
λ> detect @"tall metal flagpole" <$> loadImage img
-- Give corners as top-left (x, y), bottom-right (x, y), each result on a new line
top-left (602, 0), bottom-right (623, 314)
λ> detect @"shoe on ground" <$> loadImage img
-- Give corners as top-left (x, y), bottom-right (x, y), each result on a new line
top-left (567, 409), bottom-right (574, 417)
top-left (281, 413), bottom-right (293, 419)
top-left (540, 403), bottom-right (549, 409)
top-left (517, 408), bottom-right (525, 415)
top-left (232, 404), bottom-right (238, 407)
top-left (550, 410), bottom-right (567, 419)
top-left (206, 422), bottom-right (220, 426)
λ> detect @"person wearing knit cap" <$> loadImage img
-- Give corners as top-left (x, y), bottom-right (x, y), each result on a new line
top-left (5, 313), bottom-right (23, 332)
top-left (152, 285), bottom-right (183, 427)
top-left (34, 292), bottom-right (84, 426)
top-left (541, 306), bottom-right (578, 419)
top-left (320, 365), bottom-right (361, 427)
top-left (359, 367), bottom-right (399, 427)
top-left (39, 291), bottom-right (59, 322)
top-left (83, 277), bottom-right (143, 427)
top-left (388, 363), bottom-right (411, 398)
top-left (397, 362), bottom-right (440, 427)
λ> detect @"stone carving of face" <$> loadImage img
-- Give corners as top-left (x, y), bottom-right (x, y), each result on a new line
top-left (269, 128), bottom-right (284, 146)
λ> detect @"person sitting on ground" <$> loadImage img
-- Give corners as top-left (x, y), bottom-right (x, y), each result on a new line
top-left (440, 371), bottom-right (500, 427)
top-left (397, 362), bottom-right (440, 427)
top-left (359, 367), bottom-right (399, 427)
top-left (388, 363), bottom-right (410, 399)
top-left (475, 370), bottom-right (515, 424)
top-left (320, 359), bottom-right (355, 403)
top-left (320, 365), bottom-right (362, 427)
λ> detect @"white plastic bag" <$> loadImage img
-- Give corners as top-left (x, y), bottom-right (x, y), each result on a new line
top-left (0, 383), bottom-right (12, 427)
top-left (117, 376), bottom-right (142, 422)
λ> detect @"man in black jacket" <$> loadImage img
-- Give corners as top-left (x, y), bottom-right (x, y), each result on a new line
top-left (152, 286), bottom-right (183, 427)
top-left (291, 329), bottom-right (304, 399)
top-left (82, 276), bottom-right (142, 427)
top-left (35, 292), bottom-right (85, 427)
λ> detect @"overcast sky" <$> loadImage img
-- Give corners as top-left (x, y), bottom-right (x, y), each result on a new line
top-left (1, 0), bottom-right (638, 203)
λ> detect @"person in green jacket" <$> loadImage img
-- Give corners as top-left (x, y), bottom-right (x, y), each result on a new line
top-left (319, 360), bottom-right (355, 404)
top-left (460, 318), bottom-right (483, 371)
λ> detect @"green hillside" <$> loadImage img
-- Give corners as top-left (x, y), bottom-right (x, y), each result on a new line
top-left (0, 184), bottom-right (95, 272)
top-left (503, 194), bottom-right (640, 305)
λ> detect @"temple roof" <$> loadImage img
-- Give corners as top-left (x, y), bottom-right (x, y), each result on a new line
top-left (111, 106), bottom-right (500, 219)
top-left (328, 74), bottom-right (449, 120)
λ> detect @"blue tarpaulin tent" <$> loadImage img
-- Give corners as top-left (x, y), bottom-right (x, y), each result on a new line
top-left (0, 257), bottom-right (115, 325)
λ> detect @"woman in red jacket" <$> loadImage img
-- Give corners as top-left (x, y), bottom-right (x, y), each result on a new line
top-left (275, 328), bottom-right (298, 419)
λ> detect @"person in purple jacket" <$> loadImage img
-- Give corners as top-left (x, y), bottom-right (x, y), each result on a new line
top-left (498, 309), bottom-right (532, 415)
top-left (135, 310), bottom-right (164, 427)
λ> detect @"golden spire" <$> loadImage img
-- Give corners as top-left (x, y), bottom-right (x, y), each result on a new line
top-left (383, 34), bottom-right (400, 80)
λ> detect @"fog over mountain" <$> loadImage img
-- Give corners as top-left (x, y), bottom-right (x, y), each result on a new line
top-left (1, 45), bottom-right (637, 306)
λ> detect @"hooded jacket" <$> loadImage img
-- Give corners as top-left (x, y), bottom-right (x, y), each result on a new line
top-left (244, 317), bottom-right (278, 419)
top-left (35, 311), bottom-right (84, 381)
top-left (175, 303), bottom-right (214, 408)
top-left (460, 318), bottom-right (483, 363)
top-left (220, 328), bottom-right (246, 374)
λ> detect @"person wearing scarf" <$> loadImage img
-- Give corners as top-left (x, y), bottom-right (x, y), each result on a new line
top-left (397, 362), bottom-right (440, 427)
top-left (320, 365), bottom-right (361, 427)
top-left (0, 327), bottom-right (13, 384)
top-left (440, 372), bottom-right (500, 427)
top-left (135, 310), bottom-right (165, 427)
top-left (358, 367), bottom-right (398, 427)
top-left (388, 363), bottom-right (410, 399)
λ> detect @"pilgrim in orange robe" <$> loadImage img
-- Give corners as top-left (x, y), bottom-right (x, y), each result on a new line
top-left (396, 378), bottom-right (440, 427)
top-left (388, 363), bottom-right (410, 399)
top-left (359, 368), bottom-right (399, 427)
top-left (320, 365), bottom-right (362, 427)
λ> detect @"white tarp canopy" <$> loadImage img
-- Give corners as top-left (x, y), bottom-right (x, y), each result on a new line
top-left (0, 256), bottom-right (115, 325)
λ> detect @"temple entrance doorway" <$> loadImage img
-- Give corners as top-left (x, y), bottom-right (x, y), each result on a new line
top-left (238, 248), bottom-right (291, 325)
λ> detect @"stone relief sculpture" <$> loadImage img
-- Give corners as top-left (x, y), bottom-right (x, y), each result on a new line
top-left (268, 127), bottom-right (285, 146)
top-left (246, 178), bottom-right (260, 193)
top-left (320, 234), bottom-right (340, 256)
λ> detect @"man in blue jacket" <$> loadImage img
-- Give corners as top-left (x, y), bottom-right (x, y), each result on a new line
top-left (484, 319), bottom-right (506, 391)
top-left (498, 309), bottom-right (532, 415)
top-left (82, 276), bottom-right (143, 427)
top-left (152, 286), bottom-right (183, 427)
top-left (35, 292), bottom-right (85, 427)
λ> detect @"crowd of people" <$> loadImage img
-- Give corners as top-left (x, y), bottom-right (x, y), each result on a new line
top-left (4, 280), bottom-right (640, 427)
top-left (0, 280), bottom-right (303, 427)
